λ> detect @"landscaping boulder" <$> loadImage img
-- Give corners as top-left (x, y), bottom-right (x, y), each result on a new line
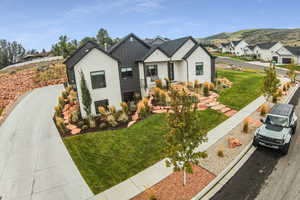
top-left (127, 121), bottom-right (136, 128)
top-left (71, 128), bottom-right (81, 135)
top-left (228, 136), bottom-right (242, 148)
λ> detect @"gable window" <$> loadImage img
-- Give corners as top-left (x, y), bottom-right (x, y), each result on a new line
top-left (95, 99), bottom-right (109, 114)
top-left (90, 71), bottom-right (106, 89)
top-left (195, 62), bottom-right (204, 76)
top-left (146, 65), bottom-right (158, 77)
top-left (121, 67), bottom-right (133, 79)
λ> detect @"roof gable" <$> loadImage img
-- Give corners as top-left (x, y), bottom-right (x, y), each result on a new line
top-left (256, 42), bottom-right (277, 50)
top-left (158, 36), bottom-right (196, 57)
top-left (183, 43), bottom-right (214, 59)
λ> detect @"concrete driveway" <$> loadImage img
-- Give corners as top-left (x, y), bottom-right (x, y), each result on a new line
top-left (0, 85), bottom-right (93, 200)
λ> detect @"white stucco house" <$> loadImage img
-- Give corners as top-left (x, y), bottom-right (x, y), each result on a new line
top-left (230, 40), bottom-right (249, 56)
top-left (65, 33), bottom-right (216, 117)
top-left (272, 46), bottom-right (300, 65)
top-left (218, 42), bottom-right (231, 53)
top-left (253, 42), bottom-right (283, 61)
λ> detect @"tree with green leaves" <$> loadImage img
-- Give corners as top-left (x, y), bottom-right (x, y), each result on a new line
top-left (262, 64), bottom-right (281, 102)
top-left (164, 86), bottom-right (208, 185)
top-left (80, 71), bottom-right (92, 116)
top-left (96, 28), bottom-right (114, 46)
top-left (0, 40), bottom-right (25, 69)
top-left (286, 64), bottom-right (297, 83)
top-left (51, 35), bottom-right (78, 58)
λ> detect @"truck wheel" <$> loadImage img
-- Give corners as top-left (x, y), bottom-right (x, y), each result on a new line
top-left (252, 138), bottom-right (259, 147)
top-left (281, 142), bottom-right (290, 155)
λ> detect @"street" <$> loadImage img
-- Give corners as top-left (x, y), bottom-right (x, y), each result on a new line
top-left (216, 57), bottom-right (300, 80)
top-left (211, 87), bottom-right (300, 200)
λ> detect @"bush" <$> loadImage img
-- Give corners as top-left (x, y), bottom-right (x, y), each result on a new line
top-left (9, 70), bottom-right (17, 75)
top-left (62, 91), bottom-right (68, 99)
top-left (260, 104), bottom-right (269, 116)
top-left (203, 85), bottom-right (209, 97)
top-left (76, 120), bottom-right (85, 127)
top-left (54, 106), bottom-right (63, 117)
top-left (217, 150), bottom-right (224, 158)
top-left (82, 125), bottom-right (88, 130)
top-left (99, 122), bottom-right (107, 129)
top-left (71, 111), bottom-right (80, 123)
top-left (0, 107), bottom-right (4, 116)
top-left (56, 117), bottom-right (67, 134)
top-left (58, 96), bottom-right (65, 107)
top-left (137, 98), bottom-right (151, 119)
top-left (243, 118), bottom-right (250, 133)
top-left (120, 102), bottom-right (129, 114)
top-left (272, 94), bottom-right (278, 103)
top-left (155, 80), bottom-right (163, 89)
top-left (149, 195), bottom-right (157, 200)
top-left (194, 80), bottom-right (200, 88)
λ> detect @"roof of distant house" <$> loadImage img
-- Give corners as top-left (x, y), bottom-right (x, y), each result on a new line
top-left (232, 40), bottom-right (242, 46)
top-left (255, 42), bottom-right (277, 49)
top-left (284, 46), bottom-right (300, 56)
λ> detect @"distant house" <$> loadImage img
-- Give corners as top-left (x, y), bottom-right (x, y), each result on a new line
top-left (218, 42), bottom-right (231, 53)
top-left (144, 36), bottom-right (170, 46)
top-left (244, 45), bottom-right (255, 55)
top-left (272, 46), bottom-right (300, 65)
top-left (230, 40), bottom-right (249, 56)
top-left (65, 33), bottom-right (216, 117)
top-left (253, 42), bottom-right (283, 61)
top-left (22, 52), bottom-right (49, 62)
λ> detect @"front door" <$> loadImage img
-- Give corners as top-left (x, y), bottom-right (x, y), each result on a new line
top-left (272, 56), bottom-right (278, 63)
top-left (168, 62), bottom-right (174, 81)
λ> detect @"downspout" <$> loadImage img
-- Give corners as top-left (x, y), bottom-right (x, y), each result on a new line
top-left (183, 58), bottom-right (189, 82)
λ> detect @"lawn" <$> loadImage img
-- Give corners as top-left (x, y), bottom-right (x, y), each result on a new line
top-left (63, 109), bottom-right (228, 194)
top-left (217, 69), bottom-right (264, 110)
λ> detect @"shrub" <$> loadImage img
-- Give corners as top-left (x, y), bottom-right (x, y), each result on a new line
top-left (187, 82), bottom-right (194, 90)
top-left (76, 120), bottom-right (85, 127)
top-left (149, 195), bottom-right (157, 200)
top-left (277, 88), bottom-right (283, 97)
top-left (71, 111), bottom-right (80, 123)
top-left (107, 114), bottom-right (118, 127)
top-left (217, 150), bottom-right (224, 158)
top-left (66, 85), bottom-right (73, 94)
top-left (109, 106), bottom-right (116, 114)
top-left (58, 96), bottom-right (65, 107)
top-left (9, 70), bottom-right (17, 75)
top-left (272, 94), bottom-right (278, 103)
top-left (0, 107), bottom-right (4, 116)
top-left (82, 125), bottom-right (88, 130)
top-left (120, 102), bottom-right (129, 114)
top-left (117, 112), bottom-right (129, 123)
top-left (54, 106), bottom-right (63, 117)
top-left (56, 117), bottom-right (67, 134)
top-left (194, 80), bottom-right (200, 88)
top-left (99, 122), bottom-right (107, 129)
top-left (203, 85), bottom-right (209, 97)
top-left (243, 118), bottom-right (250, 133)
top-left (155, 80), bottom-right (163, 89)
top-left (62, 91), bottom-right (68, 99)
top-left (137, 98), bottom-right (151, 119)
top-left (260, 104), bottom-right (269, 116)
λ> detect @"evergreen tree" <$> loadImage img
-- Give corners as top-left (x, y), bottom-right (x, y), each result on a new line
top-left (80, 71), bottom-right (92, 116)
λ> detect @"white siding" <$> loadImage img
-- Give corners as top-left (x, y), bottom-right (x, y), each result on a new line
top-left (186, 46), bottom-right (211, 83)
top-left (173, 61), bottom-right (187, 82)
top-left (172, 39), bottom-right (195, 60)
top-left (234, 40), bottom-right (248, 56)
top-left (144, 49), bottom-right (169, 62)
top-left (74, 48), bottom-right (122, 117)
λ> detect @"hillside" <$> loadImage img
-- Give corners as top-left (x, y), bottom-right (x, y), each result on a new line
top-left (199, 28), bottom-right (300, 46)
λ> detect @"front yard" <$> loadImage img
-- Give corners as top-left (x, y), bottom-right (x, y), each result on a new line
top-left (217, 69), bottom-right (264, 110)
top-left (276, 64), bottom-right (300, 71)
top-left (63, 69), bottom-right (265, 195)
top-left (63, 109), bottom-right (227, 194)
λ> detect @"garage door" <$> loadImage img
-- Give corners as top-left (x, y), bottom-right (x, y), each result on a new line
top-left (282, 58), bottom-right (292, 64)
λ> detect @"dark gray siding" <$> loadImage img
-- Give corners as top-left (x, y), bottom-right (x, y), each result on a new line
top-left (110, 37), bottom-right (150, 95)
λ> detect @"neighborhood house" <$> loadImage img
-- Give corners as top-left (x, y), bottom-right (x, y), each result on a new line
top-left (65, 33), bottom-right (216, 117)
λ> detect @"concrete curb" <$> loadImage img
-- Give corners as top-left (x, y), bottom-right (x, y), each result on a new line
top-left (192, 83), bottom-right (299, 200)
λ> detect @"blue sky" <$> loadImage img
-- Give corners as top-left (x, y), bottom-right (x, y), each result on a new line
top-left (1, 0), bottom-right (300, 50)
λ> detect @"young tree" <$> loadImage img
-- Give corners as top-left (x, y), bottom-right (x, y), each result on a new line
top-left (286, 64), bottom-right (296, 83)
top-left (0, 40), bottom-right (25, 69)
top-left (96, 28), bottom-right (114, 46)
top-left (80, 71), bottom-right (92, 116)
top-left (262, 64), bottom-right (280, 102)
top-left (165, 86), bottom-right (208, 185)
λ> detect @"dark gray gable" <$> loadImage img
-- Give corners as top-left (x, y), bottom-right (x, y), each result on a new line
top-left (285, 46), bottom-right (300, 56)
top-left (256, 42), bottom-right (277, 49)
top-left (108, 33), bottom-right (151, 66)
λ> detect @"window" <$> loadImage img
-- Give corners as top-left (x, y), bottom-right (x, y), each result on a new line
top-left (146, 65), bottom-right (158, 77)
top-left (195, 62), bottom-right (204, 76)
top-left (90, 71), bottom-right (106, 89)
top-left (94, 99), bottom-right (109, 114)
top-left (121, 67), bottom-right (133, 79)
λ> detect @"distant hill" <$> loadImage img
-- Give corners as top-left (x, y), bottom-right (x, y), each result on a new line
top-left (199, 28), bottom-right (300, 46)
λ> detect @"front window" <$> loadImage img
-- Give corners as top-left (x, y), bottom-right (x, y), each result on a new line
top-left (90, 71), bottom-right (106, 89)
top-left (146, 65), bottom-right (158, 77)
top-left (95, 99), bottom-right (109, 114)
top-left (266, 115), bottom-right (289, 127)
top-left (195, 62), bottom-right (204, 76)
top-left (121, 67), bottom-right (133, 79)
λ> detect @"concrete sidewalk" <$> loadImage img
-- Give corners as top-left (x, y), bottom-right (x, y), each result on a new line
top-left (0, 85), bottom-right (93, 200)
top-left (90, 96), bottom-right (266, 200)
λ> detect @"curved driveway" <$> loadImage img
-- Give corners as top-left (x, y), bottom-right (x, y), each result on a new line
top-left (0, 85), bottom-right (93, 200)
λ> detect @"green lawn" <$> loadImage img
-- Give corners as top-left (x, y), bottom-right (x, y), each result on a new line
top-left (217, 69), bottom-right (264, 110)
top-left (63, 109), bottom-right (228, 194)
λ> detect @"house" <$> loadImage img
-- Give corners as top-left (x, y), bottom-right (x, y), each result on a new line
top-left (218, 42), bottom-right (231, 53)
top-left (144, 36), bottom-right (169, 46)
top-left (272, 46), bottom-right (300, 65)
top-left (230, 40), bottom-right (249, 56)
top-left (253, 42), bottom-right (283, 61)
top-left (65, 33), bottom-right (215, 117)
top-left (244, 45), bottom-right (255, 55)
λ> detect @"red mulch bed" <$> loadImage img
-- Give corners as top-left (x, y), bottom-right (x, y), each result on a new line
top-left (131, 165), bottom-right (216, 200)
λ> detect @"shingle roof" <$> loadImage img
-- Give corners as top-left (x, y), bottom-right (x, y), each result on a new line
top-left (64, 41), bottom-right (118, 69)
top-left (285, 46), bottom-right (300, 56)
top-left (221, 42), bottom-right (230, 47)
top-left (232, 40), bottom-right (242, 46)
top-left (248, 45), bottom-right (255, 50)
top-left (158, 36), bottom-right (193, 57)
top-left (256, 42), bottom-right (277, 49)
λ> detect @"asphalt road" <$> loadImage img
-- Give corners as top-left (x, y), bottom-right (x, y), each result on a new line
top-left (0, 85), bottom-right (93, 200)
top-left (216, 57), bottom-right (300, 80)
top-left (211, 87), bottom-right (300, 200)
